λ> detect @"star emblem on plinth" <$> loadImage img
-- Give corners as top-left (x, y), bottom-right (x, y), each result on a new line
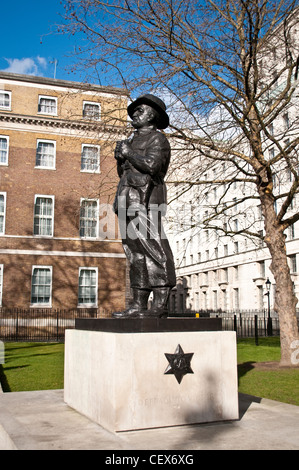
top-left (164, 344), bottom-right (194, 384)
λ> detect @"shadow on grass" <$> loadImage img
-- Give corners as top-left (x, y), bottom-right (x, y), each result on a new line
top-left (238, 361), bottom-right (256, 377)
top-left (3, 343), bottom-right (64, 366)
top-left (0, 364), bottom-right (11, 392)
top-left (3, 342), bottom-right (61, 353)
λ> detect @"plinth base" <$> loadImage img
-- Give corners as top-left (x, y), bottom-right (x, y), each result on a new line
top-left (64, 322), bottom-right (238, 432)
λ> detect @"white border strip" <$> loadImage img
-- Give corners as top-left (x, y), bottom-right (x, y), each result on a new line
top-left (0, 249), bottom-right (126, 258)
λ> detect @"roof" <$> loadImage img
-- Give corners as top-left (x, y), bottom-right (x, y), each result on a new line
top-left (0, 71), bottom-right (129, 97)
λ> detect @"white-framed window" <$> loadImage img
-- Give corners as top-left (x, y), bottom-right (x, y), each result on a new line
top-left (78, 267), bottom-right (98, 307)
top-left (0, 136), bottom-right (9, 165)
top-left (0, 264), bottom-right (3, 306)
top-left (35, 139), bottom-right (56, 169)
top-left (0, 91), bottom-right (11, 110)
top-left (30, 266), bottom-right (52, 307)
top-left (0, 192), bottom-right (6, 235)
top-left (83, 101), bottom-right (101, 120)
top-left (81, 144), bottom-right (100, 173)
top-left (38, 95), bottom-right (57, 115)
top-left (289, 254), bottom-right (297, 273)
top-left (33, 195), bottom-right (54, 237)
top-left (79, 199), bottom-right (99, 239)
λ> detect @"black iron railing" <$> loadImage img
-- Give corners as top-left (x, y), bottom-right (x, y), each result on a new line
top-left (0, 307), bottom-right (297, 342)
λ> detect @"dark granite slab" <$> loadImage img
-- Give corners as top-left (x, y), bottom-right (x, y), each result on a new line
top-left (75, 317), bottom-right (222, 333)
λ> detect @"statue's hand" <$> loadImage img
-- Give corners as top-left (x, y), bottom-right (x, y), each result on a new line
top-left (118, 140), bottom-right (133, 158)
top-left (114, 141), bottom-right (125, 162)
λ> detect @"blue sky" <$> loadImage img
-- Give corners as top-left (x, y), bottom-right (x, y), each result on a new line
top-left (0, 1), bottom-right (84, 83)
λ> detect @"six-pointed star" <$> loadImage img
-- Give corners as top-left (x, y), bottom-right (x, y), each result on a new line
top-left (164, 344), bottom-right (194, 384)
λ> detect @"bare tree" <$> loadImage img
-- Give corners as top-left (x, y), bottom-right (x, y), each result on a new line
top-left (60, 0), bottom-right (299, 366)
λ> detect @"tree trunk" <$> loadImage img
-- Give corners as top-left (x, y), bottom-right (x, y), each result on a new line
top-left (261, 191), bottom-right (299, 367)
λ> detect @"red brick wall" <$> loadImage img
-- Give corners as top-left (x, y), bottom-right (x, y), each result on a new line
top-left (0, 253), bottom-right (126, 311)
top-left (0, 93), bottom-right (126, 311)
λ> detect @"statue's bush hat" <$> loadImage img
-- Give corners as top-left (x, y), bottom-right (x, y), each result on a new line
top-left (128, 94), bottom-right (169, 129)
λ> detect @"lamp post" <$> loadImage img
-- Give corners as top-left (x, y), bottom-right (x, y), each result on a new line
top-left (265, 278), bottom-right (272, 336)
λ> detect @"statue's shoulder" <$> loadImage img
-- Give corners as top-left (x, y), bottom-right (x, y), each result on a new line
top-left (150, 130), bottom-right (170, 147)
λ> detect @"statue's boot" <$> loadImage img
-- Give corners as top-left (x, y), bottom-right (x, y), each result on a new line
top-left (142, 287), bottom-right (171, 318)
top-left (112, 288), bottom-right (150, 318)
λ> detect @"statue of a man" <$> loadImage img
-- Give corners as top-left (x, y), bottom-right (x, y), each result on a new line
top-left (113, 94), bottom-right (176, 318)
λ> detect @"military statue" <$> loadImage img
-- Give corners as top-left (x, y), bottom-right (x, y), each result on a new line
top-left (113, 94), bottom-right (176, 318)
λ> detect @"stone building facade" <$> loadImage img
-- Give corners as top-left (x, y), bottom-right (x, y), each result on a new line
top-left (165, 10), bottom-right (299, 316)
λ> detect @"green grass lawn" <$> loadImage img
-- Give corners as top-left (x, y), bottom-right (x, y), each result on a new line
top-left (237, 337), bottom-right (299, 406)
top-left (0, 338), bottom-right (298, 406)
top-left (0, 342), bottom-right (64, 392)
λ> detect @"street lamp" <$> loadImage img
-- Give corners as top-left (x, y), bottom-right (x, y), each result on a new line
top-left (265, 278), bottom-right (272, 336)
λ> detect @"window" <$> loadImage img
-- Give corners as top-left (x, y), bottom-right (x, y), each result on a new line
top-left (289, 254), bottom-right (297, 273)
top-left (81, 145), bottom-right (100, 172)
top-left (78, 267), bottom-right (98, 307)
top-left (35, 140), bottom-right (56, 169)
top-left (33, 196), bottom-right (54, 237)
top-left (31, 266), bottom-right (52, 306)
top-left (83, 101), bottom-right (100, 120)
top-left (213, 290), bottom-right (218, 310)
top-left (269, 147), bottom-right (275, 159)
top-left (0, 192), bottom-right (6, 235)
top-left (259, 260), bottom-right (266, 278)
top-left (233, 266), bottom-right (239, 281)
top-left (283, 113), bottom-right (290, 130)
top-left (0, 265), bottom-right (3, 306)
top-left (79, 199), bottom-right (99, 238)
top-left (0, 136), bottom-right (9, 166)
top-left (38, 96), bottom-right (57, 115)
top-left (287, 224), bottom-right (295, 240)
top-left (222, 288), bottom-right (227, 311)
top-left (233, 288), bottom-right (240, 309)
top-left (0, 91), bottom-right (11, 110)
top-left (202, 290), bottom-right (207, 310)
top-left (258, 286), bottom-right (263, 309)
top-left (233, 197), bottom-right (237, 212)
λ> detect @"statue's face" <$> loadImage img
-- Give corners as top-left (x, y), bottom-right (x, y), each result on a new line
top-left (131, 104), bottom-right (157, 129)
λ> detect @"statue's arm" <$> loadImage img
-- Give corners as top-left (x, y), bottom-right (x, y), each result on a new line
top-left (125, 136), bottom-right (169, 176)
top-left (115, 141), bottom-right (125, 177)
top-left (116, 160), bottom-right (124, 177)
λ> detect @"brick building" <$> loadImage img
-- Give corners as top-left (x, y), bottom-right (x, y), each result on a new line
top-left (0, 71), bottom-right (128, 314)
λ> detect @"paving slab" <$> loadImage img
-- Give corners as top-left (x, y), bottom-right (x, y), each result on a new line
top-left (0, 390), bottom-right (298, 450)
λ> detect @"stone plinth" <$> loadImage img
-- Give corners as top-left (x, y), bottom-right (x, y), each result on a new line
top-left (64, 319), bottom-right (238, 432)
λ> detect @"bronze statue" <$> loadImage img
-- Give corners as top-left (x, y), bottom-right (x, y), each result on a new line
top-left (113, 94), bottom-right (176, 318)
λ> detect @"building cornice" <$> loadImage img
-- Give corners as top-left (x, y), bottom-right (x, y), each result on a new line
top-left (0, 111), bottom-right (128, 135)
